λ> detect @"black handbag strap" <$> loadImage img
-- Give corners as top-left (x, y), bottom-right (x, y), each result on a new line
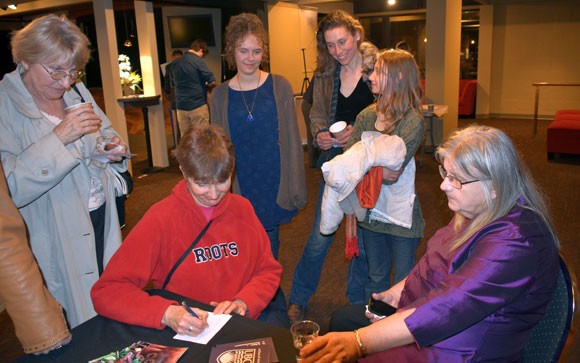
top-left (162, 219), bottom-right (213, 289)
top-left (71, 83), bottom-right (86, 103)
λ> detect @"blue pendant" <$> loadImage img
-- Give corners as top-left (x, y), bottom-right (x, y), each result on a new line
top-left (247, 113), bottom-right (254, 122)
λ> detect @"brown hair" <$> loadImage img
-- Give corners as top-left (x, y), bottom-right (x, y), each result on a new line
top-left (190, 39), bottom-right (209, 56)
top-left (374, 49), bottom-right (423, 132)
top-left (173, 125), bottom-right (235, 183)
top-left (11, 13), bottom-right (90, 69)
top-left (224, 13), bottom-right (269, 71)
top-left (314, 10), bottom-right (364, 76)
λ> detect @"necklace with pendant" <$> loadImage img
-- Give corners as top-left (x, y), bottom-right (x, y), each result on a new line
top-left (236, 72), bottom-right (261, 122)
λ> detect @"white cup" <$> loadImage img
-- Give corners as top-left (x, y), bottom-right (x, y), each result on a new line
top-left (64, 102), bottom-right (93, 114)
top-left (329, 121), bottom-right (347, 138)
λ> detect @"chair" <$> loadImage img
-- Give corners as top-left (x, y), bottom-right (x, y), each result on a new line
top-left (522, 254), bottom-right (579, 363)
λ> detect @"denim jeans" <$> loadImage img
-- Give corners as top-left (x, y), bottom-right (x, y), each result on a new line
top-left (266, 226), bottom-right (281, 260)
top-left (260, 225), bottom-right (290, 327)
top-left (290, 181), bottom-right (368, 307)
top-left (362, 228), bottom-right (420, 299)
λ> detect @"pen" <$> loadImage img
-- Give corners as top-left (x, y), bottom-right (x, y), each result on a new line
top-left (181, 300), bottom-right (200, 319)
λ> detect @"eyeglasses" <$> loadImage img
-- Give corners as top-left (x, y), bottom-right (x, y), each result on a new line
top-left (438, 165), bottom-right (484, 190)
top-left (40, 63), bottom-right (85, 81)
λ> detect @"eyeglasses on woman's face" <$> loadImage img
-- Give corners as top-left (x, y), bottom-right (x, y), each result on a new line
top-left (438, 164), bottom-right (484, 190)
top-left (40, 63), bottom-right (85, 81)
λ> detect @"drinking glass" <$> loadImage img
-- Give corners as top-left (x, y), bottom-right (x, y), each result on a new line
top-left (290, 320), bottom-right (320, 362)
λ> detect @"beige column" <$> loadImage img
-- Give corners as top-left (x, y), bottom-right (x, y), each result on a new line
top-left (476, 5), bottom-right (493, 119)
top-left (134, 0), bottom-right (169, 168)
top-left (93, 0), bottom-right (129, 150)
top-left (425, 0), bottom-right (462, 143)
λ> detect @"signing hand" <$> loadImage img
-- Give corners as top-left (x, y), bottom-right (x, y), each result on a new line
top-left (210, 299), bottom-right (247, 316)
top-left (300, 332), bottom-right (361, 363)
top-left (54, 104), bottom-right (101, 145)
top-left (382, 166), bottom-right (404, 183)
top-left (162, 305), bottom-right (208, 336)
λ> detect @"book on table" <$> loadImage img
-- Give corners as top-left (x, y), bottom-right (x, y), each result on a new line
top-left (208, 337), bottom-right (279, 363)
top-left (88, 341), bottom-right (187, 363)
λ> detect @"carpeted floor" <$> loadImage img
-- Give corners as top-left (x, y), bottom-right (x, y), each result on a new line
top-left (1, 108), bottom-right (578, 361)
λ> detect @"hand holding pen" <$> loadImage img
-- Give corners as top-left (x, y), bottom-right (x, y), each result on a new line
top-left (161, 300), bottom-right (208, 335)
top-left (181, 301), bottom-right (208, 334)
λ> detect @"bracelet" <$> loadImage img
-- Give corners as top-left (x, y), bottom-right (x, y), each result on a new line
top-left (354, 329), bottom-right (367, 358)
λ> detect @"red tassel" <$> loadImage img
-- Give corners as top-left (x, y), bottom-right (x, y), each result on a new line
top-left (345, 214), bottom-right (359, 260)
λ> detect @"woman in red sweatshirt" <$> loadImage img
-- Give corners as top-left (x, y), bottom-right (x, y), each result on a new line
top-left (91, 125), bottom-right (282, 337)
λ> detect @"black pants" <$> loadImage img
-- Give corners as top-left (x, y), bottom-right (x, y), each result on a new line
top-left (90, 203), bottom-right (106, 276)
top-left (329, 303), bottom-right (371, 332)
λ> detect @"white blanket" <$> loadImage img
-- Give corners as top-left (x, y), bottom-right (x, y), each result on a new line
top-left (320, 131), bottom-right (413, 234)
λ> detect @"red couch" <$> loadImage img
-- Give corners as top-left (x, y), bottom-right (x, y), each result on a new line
top-left (547, 110), bottom-right (580, 159)
top-left (420, 79), bottom-right (477, 116)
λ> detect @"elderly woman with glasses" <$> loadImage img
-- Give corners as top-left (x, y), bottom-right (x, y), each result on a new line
top-left (300, 125), bottom-right (560, 363)
top-left (0, 14), bottom-right (127, 328)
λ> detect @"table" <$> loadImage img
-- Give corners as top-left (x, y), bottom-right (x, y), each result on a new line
top-left (118, 95), bottom-right (165, 174)
top-left (419, 104), bottom-right (448, 166)
top-left (15, 290), bottom-right (295, 363)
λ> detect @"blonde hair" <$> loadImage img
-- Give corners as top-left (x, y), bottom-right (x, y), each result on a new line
top-left (435, 125), bottom-right (559, 250)
top-left (224, 13), bottom-right (269, 71)
top-left (315, 10), bottom-right (364, 76)
top-left (360, 41), bottom-right (378, 81)
top-left (11, 14), bottom-right (90, 69)
top-left (374, 49), bottom-right (423, 132)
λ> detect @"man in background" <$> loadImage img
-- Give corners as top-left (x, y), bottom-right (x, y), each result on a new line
top-left (171, 39), bottom-right (216, 133)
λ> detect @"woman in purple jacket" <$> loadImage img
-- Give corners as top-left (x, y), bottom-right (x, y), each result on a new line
top-left (300, 125), bottom-right (560, 363)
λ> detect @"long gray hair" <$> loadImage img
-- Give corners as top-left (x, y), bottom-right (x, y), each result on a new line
top-left (435, 125), bottom-right (559, 250)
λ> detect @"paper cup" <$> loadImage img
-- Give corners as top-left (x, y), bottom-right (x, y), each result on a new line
top-left (329, 121), bottom-right (347, 138)
top-left (65, 102), bottom-right (93, 114)
top-left (427, 104), bottom-right (435, 112)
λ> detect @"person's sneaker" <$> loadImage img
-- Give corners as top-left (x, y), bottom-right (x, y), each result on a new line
top-left (288, 303), bottom-right (305, 324)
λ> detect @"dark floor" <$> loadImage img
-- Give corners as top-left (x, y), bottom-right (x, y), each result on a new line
top-left (1, 116), bottom-right (579, 362)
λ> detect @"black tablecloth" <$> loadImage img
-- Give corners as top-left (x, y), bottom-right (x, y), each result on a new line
top-left (15, 290), bottom-right (295, 362)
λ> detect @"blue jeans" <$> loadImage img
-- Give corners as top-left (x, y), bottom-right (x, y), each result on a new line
top-left (362, 228), bottom-right (420, 299)
top-left (290, 181), bottom-right (368, 307)
top-left (266, 226), bottom-right (281, 260)
top-left (259, 225), bottom-right (290, 327)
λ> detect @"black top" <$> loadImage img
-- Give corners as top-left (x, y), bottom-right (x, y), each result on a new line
top-left (335, 77), bottom-right (374, 125)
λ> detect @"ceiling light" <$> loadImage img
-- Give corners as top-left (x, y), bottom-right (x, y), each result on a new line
top-left (387, 0), bottom-right (396, 5)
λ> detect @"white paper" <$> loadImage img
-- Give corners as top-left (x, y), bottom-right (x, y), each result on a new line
top-left (86, 153), bottom-right (137, 163)
top-left (173, 312), bottom-right (232, 345)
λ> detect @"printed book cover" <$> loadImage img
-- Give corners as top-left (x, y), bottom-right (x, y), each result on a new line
top-left (88, 340), bottom-right (187, 363)
top-left (208, 337), bottom-right (278, 363)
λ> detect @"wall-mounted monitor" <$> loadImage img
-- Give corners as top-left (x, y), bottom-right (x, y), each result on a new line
top-left (167, 14), bottom-right (216, 48)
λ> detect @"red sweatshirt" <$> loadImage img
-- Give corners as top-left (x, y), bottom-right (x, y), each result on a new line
top-left (91, 180), bottom-right (282, 329)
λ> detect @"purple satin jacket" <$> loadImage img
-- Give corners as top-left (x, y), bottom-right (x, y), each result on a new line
top-left (362, 200), bottom-right (559, 362)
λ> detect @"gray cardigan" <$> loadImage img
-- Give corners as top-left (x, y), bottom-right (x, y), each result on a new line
top-left (210, 73), bottom-right (307, 211)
